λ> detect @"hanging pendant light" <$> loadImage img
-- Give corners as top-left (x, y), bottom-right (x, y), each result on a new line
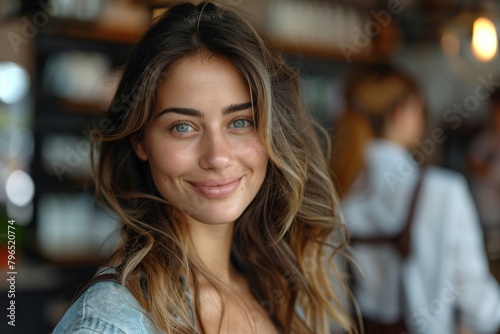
top-left (441, 1), bottom-right (500, 82)
top-left (471, 16), bottom-right (497, 61)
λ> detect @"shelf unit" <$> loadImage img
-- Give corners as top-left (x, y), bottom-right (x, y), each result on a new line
top-left (31, 21), bottom-right (137, 262)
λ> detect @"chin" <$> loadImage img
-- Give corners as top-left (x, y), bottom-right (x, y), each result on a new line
top-left (180, 204), bottom-right (246, 225)
top-left (189, 213), bottom-right (241, 225)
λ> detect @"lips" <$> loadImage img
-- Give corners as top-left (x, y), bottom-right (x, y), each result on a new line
top-left (189, 178), bottom-right (241, 199)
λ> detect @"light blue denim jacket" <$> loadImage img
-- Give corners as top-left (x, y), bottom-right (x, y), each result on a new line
top-left (52, 280), bottom-right (159, 334)
top-left (53, 270), bottom-right (288, 333)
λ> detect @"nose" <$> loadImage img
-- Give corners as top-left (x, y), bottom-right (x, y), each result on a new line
top-left (199, 129), bottom-right (233, 170)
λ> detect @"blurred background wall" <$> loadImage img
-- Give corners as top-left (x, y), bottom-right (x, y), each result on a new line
top-left (0, 0), bottom-right (499, 332)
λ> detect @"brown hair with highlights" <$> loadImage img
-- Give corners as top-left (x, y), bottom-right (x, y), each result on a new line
top-left (92, 2), bottom-right (355, 333)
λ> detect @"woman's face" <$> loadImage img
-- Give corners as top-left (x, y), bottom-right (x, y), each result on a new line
top-left (392, 95), bottom-right (426, 148)
top-left (405, 96), bottom-right (425, 134)
top-left (134, 54), bottom-right (268, 225)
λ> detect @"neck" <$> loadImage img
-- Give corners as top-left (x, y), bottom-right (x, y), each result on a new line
top-left (185, 217), bottom-right (235, 284)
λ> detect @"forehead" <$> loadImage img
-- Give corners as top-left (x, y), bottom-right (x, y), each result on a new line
top-left (161, 53), bottom-right (246, 88)
top-left (153, 53), bottom-right (250, 112)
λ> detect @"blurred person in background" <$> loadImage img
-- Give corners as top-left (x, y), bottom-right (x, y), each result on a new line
top-left (52, 2), bottom-right (355, 334)
top-left (466, 88), bottom-right (500, 259)
top-left (330, 63), bottom-right (500, 334)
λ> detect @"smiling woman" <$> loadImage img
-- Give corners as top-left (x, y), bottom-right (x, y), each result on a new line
top-left (133, 55), bottom-right (268, 227)
top-left (52, 2), bottom-right (355, 334)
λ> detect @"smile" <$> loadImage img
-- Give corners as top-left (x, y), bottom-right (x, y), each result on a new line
top-left (189, 178), bottom-right (241, 199)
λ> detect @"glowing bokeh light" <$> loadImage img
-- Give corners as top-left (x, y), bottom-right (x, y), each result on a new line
top-left (0, 62), bottom-right (29, 104)
top-left (472, 17), bottom-right (498, 62)
top-left (5, 170), bottom-right (35, 207)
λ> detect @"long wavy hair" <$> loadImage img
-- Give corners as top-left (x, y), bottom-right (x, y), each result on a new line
top-left (330, 64), bottom-right (426, 198)
top-left (92, 2), bottom-right (354, 333)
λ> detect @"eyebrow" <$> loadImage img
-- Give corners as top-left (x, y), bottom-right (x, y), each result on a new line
top-left (223, 101), bottom-right (253, 115)
top-left (157, 101), bottom-right (252, 118)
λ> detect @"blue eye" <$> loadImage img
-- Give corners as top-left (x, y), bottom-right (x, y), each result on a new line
top-left (232, 119), bottom-right (247, 128)
top-left (230, 118), bottom-right (253, 129)
top-left (174, 123), bottom-right (192, 132)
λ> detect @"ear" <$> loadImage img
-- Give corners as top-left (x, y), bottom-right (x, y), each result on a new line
top-left (130, 135), bottom-right (149, 161)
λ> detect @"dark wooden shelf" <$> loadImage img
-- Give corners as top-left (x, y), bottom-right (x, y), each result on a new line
top-left (37, 94), bottom-right (105, 114)
top-left (271, 15), bottom-right (399, 63)
top-left (277, 39), bottom-right (384, 63)
top-left (42, 18), bottom-right (147, 44)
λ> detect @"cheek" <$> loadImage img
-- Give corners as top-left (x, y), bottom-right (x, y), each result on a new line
top-left (239, 138), bottom-right (268, 173)
top-left (147, 141), bottom-right (193, 182)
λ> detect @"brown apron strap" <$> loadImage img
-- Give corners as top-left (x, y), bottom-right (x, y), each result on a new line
top-left (350, 168), bottom-right (426, 260)
top-left (361, 316), bottom-right (408, 334)
top-left (395, 168), bottom-right (426, 259)
top-left (72, 273), bottom-right (121, 303)
top-left (350, 168), bottom-right (427, 332)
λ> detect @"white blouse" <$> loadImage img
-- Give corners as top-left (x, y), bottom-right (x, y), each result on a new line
top-left (342, 140), bottom-right (500, 334)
